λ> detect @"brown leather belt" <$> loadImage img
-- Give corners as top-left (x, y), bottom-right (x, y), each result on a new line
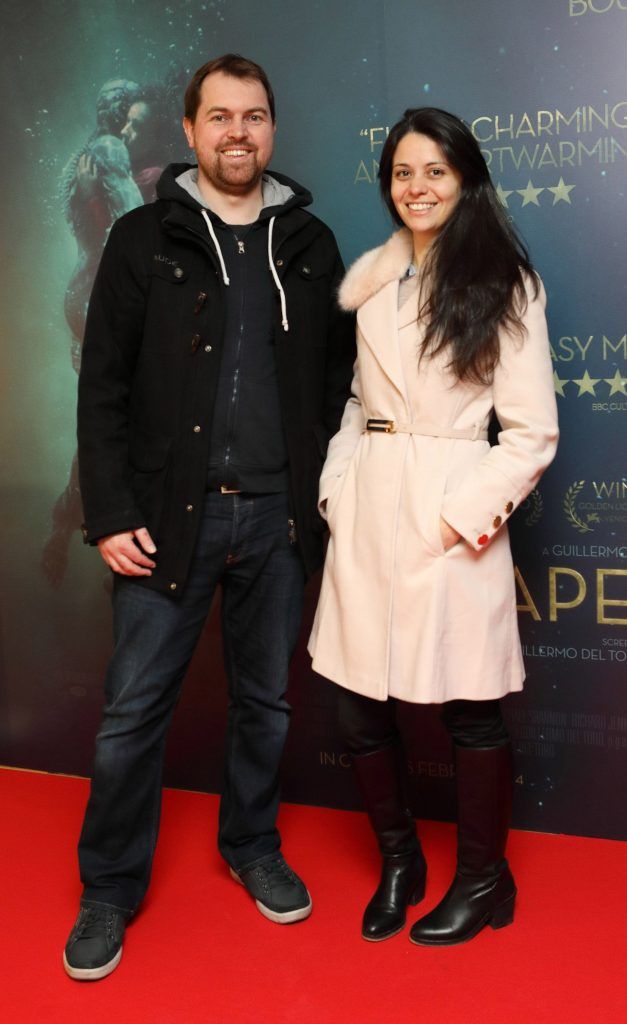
top-left (365, 418), bottom-right (488, 441)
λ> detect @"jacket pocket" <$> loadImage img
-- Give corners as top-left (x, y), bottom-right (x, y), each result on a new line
top-left (150, 260), bottom-right (189, 284)
top-left (128, 425), bottom-right (172, 535)
top-left (293, 261), bottom-right (332, 347)
top-left (297, 259), bottom-right (329, 282)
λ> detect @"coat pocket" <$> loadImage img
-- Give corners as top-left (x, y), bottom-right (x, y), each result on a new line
top-left (128, 424), bottom-right (172, 533)
top-left (417, 472), bottom-right (448, 557)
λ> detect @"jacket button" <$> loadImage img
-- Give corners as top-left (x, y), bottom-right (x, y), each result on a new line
top-left (204, 344), bottom-right (212, 353)
top-left (275, 259), bottom-right (284, 267)
top-left (478, 534), bottom-right (489, 546)
top-left (492, 515), bottom-right (502, 529)
top-left (169, 582), bottom-right (177, 591)
top-left (186, 504), bottom-right (193, 512)
top-left (173, 267), bottom-right (184, 279)
top-left (301, 265), bottom-right (311, 275)
top-left (193, 425), bottom-right (201, 433)
top-left (505, 501), bottom-right (514, 514)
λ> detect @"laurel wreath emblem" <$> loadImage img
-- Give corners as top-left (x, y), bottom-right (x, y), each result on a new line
top-left (563, 480), bottom-right (597, 534)
top-left (524, 488), bottom-right (543, 527)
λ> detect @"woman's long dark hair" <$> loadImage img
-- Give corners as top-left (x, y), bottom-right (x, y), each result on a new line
top-left (379, 107), bottom-right (537, 384)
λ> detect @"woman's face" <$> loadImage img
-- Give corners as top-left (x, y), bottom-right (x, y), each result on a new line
top-left (390, 132), bottom-right (462, 249)
top-left (121, 102), bottom-right (153, 162)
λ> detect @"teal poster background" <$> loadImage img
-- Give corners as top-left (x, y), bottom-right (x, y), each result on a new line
top-left (1, 0), bottom-right (625, 839)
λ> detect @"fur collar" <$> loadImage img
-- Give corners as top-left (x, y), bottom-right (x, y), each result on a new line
top-left (338, 229), bottom-right (413, 311)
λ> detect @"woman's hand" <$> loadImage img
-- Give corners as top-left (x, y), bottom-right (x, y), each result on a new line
top-left (439, 516), bottom-right (461, 552)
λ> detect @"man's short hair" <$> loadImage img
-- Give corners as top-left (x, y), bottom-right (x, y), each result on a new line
top-left (184, 53), bottom-right (276, 123)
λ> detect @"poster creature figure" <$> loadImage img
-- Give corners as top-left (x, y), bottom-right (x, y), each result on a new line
top-left (63, 79), bottom-right (144, 368)
top-left (42, 78), bottom-right (179, 585)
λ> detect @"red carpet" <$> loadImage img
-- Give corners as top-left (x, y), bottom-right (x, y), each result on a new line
top-left (1, 766), bottom-right (625, 1024)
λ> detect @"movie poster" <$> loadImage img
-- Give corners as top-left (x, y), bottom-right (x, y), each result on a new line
top-left (1, 0), bottom-right (625, 838)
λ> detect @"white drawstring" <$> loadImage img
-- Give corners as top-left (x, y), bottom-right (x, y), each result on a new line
top-left (201, 208), bottom-right (289, 331)
top-left (268, 216), bottom-right (289, 332)
top-left (201, 209), bottom-right (230, 286)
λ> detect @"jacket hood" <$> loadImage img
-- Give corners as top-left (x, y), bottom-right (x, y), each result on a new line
top-left (156, 162), bottom-right (313, 220)
top-left (338, 229), bottom-right (413, 311)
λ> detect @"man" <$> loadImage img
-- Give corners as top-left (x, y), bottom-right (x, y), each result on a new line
top-left (64, 54), bottom-right (354, 980)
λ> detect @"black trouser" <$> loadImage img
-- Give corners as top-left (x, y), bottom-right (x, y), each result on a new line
top-left (338, 689), bottom-right (509, 754)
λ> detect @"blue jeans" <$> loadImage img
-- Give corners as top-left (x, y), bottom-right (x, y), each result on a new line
top-left (78, 492), bottom-right (305, 913)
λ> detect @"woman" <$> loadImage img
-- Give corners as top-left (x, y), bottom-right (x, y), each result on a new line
top-left (308, 108), bottom-right (558, 946)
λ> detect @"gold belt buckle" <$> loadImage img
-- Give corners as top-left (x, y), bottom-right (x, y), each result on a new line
top-left (366, 418), bottom-right (396, 433)
top-left (220, 485), bottom-right (242, 494)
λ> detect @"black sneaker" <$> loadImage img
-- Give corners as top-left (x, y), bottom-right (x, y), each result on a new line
top-left (63, 903), bottom-right (128, 980)
top-left (230, 855), bottom-right (312, 924)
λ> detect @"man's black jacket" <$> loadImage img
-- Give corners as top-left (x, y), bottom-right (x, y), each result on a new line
top-left (77, 164), bottom-right (355, 595)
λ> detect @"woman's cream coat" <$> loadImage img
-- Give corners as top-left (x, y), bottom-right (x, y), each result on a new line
top-left (308, 229), bottom-right (559, 703)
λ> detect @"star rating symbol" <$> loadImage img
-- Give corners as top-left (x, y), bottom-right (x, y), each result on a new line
top-left (517, 180), bottom-right (544, 207)
top-left (550, 368), bottom-right (627, 399)
top-left (496, 183), bottom-right (513, 208)
top-left (494, 179), bottom-right (576, 207)
top-left (604, 369), bottom-right (627, 396)
top-left (572, 370), bottom-right (601, 396)
top-left (553, 371), bottom-right (568, 397)
top-left (547, 177), bottom-right (575, 205)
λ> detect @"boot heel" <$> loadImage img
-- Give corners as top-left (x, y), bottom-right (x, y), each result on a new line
top-left (490, 894), bottom-right (515, 930)
top-left (408, 874), bottom-right (426, 906)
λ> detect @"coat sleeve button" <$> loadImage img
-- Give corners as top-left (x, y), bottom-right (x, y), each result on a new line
top-left (492, 515), bottom-right (502, 529)
top-left (478, 534), bottom-right (489, 546)
top-left (505, 501), bottom-right (514, 514)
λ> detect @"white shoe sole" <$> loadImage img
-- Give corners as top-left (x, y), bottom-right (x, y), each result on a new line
top-left (229, 867), bottom-right (313, 924)
top-left (63, 946), bottom-right (122, 981)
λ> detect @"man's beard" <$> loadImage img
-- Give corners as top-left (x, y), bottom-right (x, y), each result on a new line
top-left (203, 150), bottom-right (264, 196)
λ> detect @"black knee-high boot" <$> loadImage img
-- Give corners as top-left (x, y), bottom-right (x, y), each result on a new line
top-left (409, 742), bottom-right (516, 946)
top-left (352, 744), bottom-right (427, 941)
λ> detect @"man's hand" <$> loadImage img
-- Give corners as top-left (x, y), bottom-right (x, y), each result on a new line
top-left (97, 528), bottom-right (157, 576)
top-left (439, 516), bottom-right (461, 552)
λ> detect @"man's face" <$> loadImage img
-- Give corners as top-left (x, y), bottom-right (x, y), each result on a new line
top-left (183, 71), bottom-right (275, 196)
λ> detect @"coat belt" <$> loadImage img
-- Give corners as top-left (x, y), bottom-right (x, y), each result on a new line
top-left (365, 418), bottom-right (488, 441)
